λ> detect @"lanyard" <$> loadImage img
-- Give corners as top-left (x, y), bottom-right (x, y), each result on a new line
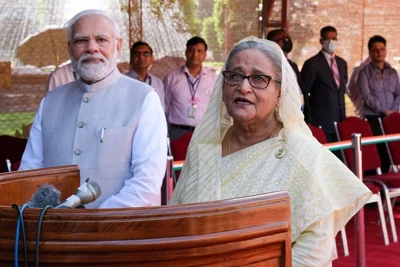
top-left (147, 75), bottom-right (152, 86)
top-left (184, 72), bottom-right (201, 105)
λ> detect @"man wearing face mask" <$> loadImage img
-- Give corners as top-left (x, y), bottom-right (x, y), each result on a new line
top-left (267, 28), bottom-right (308, 122)
top-left (301, 26), bottom-right (348, 143)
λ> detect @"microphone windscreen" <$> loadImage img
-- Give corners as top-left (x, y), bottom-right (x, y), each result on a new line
top-left (27, 184), bottom-right (61, 208)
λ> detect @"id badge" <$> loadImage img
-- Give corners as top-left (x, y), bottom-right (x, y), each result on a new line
top-left (188, 105), bottom-right (197, 118)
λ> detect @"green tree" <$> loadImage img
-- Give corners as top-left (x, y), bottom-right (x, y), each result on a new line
top-left (149, 0), bottom-right (200, 35)
top-left (213, 0), bottom-right (227, 48)
top-left (202, 16), bottom-right (223, 61)
top-left (211, 0), bottom-right (259, 56)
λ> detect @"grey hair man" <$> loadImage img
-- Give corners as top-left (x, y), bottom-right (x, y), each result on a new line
top-left (19, 9), bottom-right (167, 208)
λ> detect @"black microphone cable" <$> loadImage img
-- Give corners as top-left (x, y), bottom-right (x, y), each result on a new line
top-left (12, 203), bottom-right (28, 267)
top-left (35, 205), bottom-right (53, 267)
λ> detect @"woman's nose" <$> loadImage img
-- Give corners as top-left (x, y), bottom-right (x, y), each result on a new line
top-left (237, 78), bottom-right (252, 94)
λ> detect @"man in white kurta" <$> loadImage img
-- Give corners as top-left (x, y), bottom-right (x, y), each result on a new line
top-left (19, 10), bottom-right (167, 209)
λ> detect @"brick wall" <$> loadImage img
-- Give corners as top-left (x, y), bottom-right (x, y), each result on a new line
top-left (289, 0), bottom-right (400, 73)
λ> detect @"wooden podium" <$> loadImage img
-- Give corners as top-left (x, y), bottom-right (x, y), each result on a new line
top-left (0, 166), bottom-right (292, 266)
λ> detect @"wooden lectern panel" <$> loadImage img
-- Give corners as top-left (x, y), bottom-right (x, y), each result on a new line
top-left (0, 165), bottom-right (80, 206)
top-left (0, 190), bottom-right (291, 266)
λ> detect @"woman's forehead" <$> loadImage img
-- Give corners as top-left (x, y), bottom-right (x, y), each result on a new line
top-left (227, 48), bottom-right (273, 72)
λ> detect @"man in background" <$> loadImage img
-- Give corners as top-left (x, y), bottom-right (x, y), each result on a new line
top-left (301, 26), bottom-right (348, 143)
top-left (267, 28), bottom-right (308, 121)
top-left (46, 62), bottom-right (77, 92)
top-left (126, 41), bottom-right (164, 108)
top-left (163, 36), bottom-right (217, 140)
top-left (357, 35), bottom-right (400, 172)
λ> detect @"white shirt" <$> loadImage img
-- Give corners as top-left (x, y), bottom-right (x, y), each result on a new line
top-left (20, 83), bottom-right (167, 208)
top-left (321, 50), bottom-right (338, 71)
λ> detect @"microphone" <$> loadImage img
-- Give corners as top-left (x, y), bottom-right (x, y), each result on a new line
top-left (55, 180), bottom-right (101, 209)
top-left (26, 184), bottom-right (61, 208)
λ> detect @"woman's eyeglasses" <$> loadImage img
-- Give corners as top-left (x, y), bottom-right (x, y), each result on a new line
top-left (222, 71), bottom-right (281, 89)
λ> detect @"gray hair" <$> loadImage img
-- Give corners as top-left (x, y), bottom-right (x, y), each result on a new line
top-left (225, 40), bottom-right (282, 83)
top-left (65, 9), bottom-right (121, 42)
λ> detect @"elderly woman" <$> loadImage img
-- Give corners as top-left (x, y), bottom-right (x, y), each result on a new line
top-left (169, 37), bottom-right (371, 266)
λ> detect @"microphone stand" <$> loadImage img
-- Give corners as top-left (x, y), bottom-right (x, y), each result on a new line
top-left (6, 158), bottom-right (12, 172)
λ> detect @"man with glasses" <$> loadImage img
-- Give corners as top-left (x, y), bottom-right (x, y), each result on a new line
top-left (301, 26), bottom-right (348, 143)
top-left (19, 9), bottom-right (167, 209)
top-left (163, 36), bottom-right (217, 140)
top-left (126, 41), bottom-right (164, 108)
top-left (357, 35), bottom-right (400, 172)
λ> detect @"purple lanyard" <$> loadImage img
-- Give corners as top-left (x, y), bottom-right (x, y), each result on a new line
top-left (184, 72), bottom-right (201, 105)
top-left (147, 75), bottom-right (152, 86)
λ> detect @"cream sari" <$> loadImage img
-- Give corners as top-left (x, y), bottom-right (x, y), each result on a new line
top-left (169, 37), bottom-right (371, 247)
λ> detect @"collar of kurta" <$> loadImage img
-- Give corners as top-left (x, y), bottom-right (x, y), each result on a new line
top-left (79, 68), bottom-right (121, 93)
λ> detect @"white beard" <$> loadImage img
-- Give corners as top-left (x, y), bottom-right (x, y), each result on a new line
top-left (72, 50), bottom-right (118, 82)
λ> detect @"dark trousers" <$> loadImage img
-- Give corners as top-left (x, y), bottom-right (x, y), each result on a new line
top-left (169, 124), bottom-right (195, 141)
top-left (365, 115), bottom-right (391, 173)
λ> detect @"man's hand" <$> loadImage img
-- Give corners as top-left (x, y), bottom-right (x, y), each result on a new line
top-left (386, 110), bottom-right (396, 116)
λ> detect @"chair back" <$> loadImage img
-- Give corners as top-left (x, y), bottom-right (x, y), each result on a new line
top-left (0, 191), bottom-right (292, 266)
top-left (336, 117), bottom-right (381, 171)
top-left (0, 165), bottom-right (80, 206)
top-left (170, 132), bottom-right (193, 182)
top-left (383, 112), bottom-right (400, 165)
top-left (308, 124), bottom-right (327, 144)
top-left (170, 131), bottom-right (193, 161)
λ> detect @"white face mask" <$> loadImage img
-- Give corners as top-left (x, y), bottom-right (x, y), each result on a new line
top-left (322, 40), bottom-right (338, 53)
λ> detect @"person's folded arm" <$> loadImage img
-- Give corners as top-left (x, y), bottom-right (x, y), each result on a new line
top-left (357, 69), bottom-right (384, 114)
top-left (99, 91), bottom-right (167, 208)
top-left (292, 213), bottom-right (336, 267)
top-left (19, 98), bottom-right (45, 170)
